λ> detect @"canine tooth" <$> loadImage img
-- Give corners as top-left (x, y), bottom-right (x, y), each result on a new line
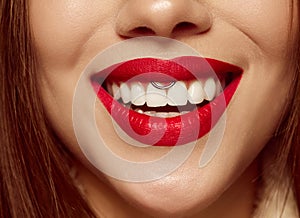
top-left (146, 83), bottom-right (168, 107)
top-left (120, 83), bottom-right (131, 104)
top-left (221, 79), bottom-right (226, 89)
top-left (131, 82), bottom-right (145, 106)
top-left (112, 83), bottom-right (121, 100)
top-left (167, 81), bottom-right (188, 106)
top-left (188, 80), bottom-right (204, 104)
top-left (215, 80), bottom-right (223, 96)
top-left (204, 78), bottom-right (216, 101)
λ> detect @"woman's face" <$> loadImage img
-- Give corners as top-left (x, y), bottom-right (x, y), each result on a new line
top-left (30, 0), bottom-right (296, 216)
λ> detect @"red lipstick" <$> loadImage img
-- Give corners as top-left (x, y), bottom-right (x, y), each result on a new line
top-left (91, 56), bottom-right (242, 146)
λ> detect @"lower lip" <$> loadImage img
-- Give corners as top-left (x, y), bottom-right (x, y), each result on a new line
top-left (92, 75), bottom-right (241, 146)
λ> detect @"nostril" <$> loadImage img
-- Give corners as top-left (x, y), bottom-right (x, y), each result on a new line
top-left (129, 26), bottom-right (156, 36)
top-left (173, 22), bottom-right (199, 34)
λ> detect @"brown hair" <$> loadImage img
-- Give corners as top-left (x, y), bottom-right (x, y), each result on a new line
top-left (0, 0), bottom-right (299, 217)
top-left (270, 0), bottom-right (300, 212)
top-left (0, 1), bottom-right (95, 217)
top-left (291, 0), bottom-right (300, 207)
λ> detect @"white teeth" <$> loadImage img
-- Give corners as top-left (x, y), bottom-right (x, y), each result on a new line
top-left (131, 82), bottom-right (145, 106)
top-left (221, 79), bottom-right (226, 89)
top-left (188, 81), bottom-right (205, 104)
top-left (215, 80), bottom-right (223, 96)
top-left (120, 83), bottom-right (131, 104)
top-left (108, 77), bottom-right (224, 106)
top-left (138, 111), bottom-right (185, 118)
top-left (112, 83), bottom-right (121, 100)
top-left (135, 109), bottom-right (144, 114)
top-left (168, 112), bottom-right (181, 117)
top-left (144, 111), bottom-right (156, 116)
top-left (167, 81), bottom-right (188, 106)
top-left (156, 112), bottom-right (169, 118)
top-left (146, 83), bottom-right (168, 107)
top-left (204, 78), bottom-right (216, 101)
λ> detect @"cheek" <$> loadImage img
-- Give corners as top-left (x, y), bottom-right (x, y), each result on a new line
top-left (30, 0), bottom-right (115, 71)
top-left (39, 69), bottom-right (78, 145)
top-left (30, 0), bottom-right (117, 151)
top-left (210, 0), bottom-right (292, 55)
top-left (223, 63), bottom-right (293, 169)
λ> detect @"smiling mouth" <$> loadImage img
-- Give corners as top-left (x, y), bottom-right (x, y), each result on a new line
top-left (91, 56), bottom-right (242, 146)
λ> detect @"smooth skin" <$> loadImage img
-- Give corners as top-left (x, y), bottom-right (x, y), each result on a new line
top-left (30, 0), bottom-right (297, 217)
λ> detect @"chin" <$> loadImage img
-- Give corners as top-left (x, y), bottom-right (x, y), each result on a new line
top-left (110, 169), bottom-right (220, 217)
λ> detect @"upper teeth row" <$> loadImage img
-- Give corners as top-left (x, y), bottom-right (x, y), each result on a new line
top-left (107, 78), bottom-right (224, 107)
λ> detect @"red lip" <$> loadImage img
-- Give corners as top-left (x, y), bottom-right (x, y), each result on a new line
top-left (91, 57), bottom-right (242, 146)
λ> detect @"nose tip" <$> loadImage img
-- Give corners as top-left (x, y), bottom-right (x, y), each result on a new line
top-left (116, 0), bottom-right (212, 38)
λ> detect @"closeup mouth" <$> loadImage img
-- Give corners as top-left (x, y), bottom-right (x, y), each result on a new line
top-left (91, 56), bottom-right (242, 146)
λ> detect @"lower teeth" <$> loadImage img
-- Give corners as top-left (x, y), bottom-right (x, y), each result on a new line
top-left (135, 109), bottom-right (189, 118)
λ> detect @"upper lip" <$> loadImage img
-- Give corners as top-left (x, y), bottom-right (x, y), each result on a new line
top-left (91, 56), bottom-right (243, 83)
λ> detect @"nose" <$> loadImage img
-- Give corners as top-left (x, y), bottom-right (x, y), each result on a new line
top-left (116, 0), bottom-right (212, 38)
